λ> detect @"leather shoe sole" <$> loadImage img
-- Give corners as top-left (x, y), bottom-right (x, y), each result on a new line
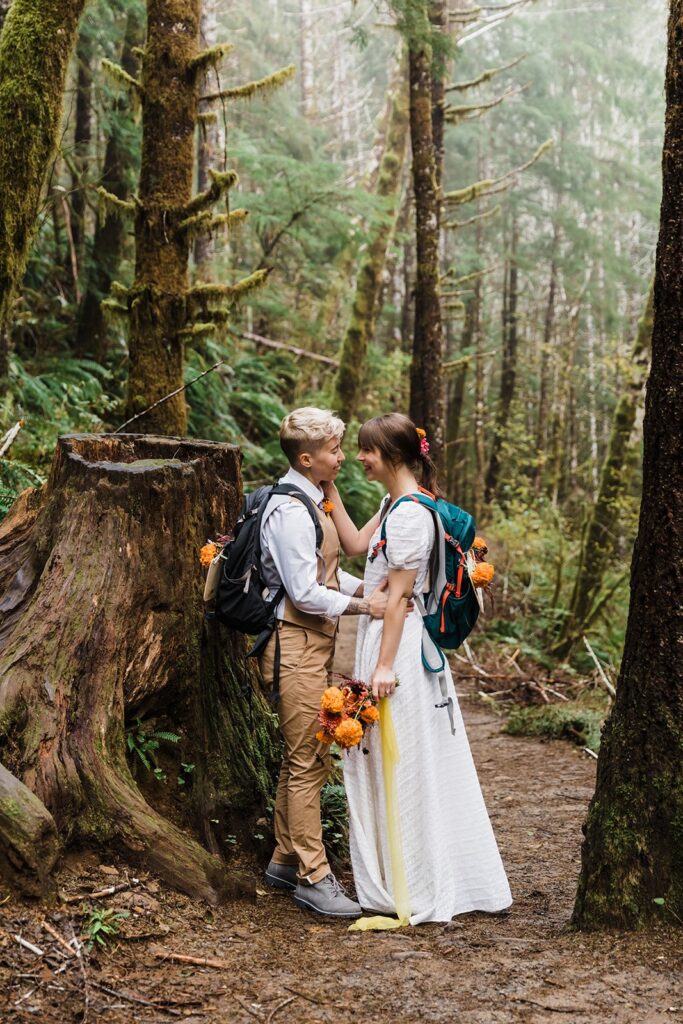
top-left (293, 893), bottom-right (362, 918)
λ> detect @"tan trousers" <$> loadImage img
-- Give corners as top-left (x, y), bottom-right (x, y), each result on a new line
top-left (259, 621), bottom-right (334, 883)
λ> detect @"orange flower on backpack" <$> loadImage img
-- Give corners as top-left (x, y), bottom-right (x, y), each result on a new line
top-left (199, 542), bottom-right (220, 567)
top-left (321, 498), bottom-right (335, 515)
top-left (471, 562), bottom-right (495, 587)
top-left (321, 686), bottom-right (345, 714)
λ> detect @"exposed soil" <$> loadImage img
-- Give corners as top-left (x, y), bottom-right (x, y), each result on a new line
top-left (1, 621), bottom-right (681, 1024)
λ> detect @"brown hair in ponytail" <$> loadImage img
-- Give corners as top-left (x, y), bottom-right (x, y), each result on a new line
top-left (357, 413), bottom-right (444, 498)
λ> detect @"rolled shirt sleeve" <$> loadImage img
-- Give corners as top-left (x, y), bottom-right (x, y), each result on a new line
top-left (263, 504), bottom-right (352, 619)
top-left (338, 568), bottom-right (362, 597)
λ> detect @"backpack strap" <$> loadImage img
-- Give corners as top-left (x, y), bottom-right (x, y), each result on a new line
top-left (248, 484), bottom-right (325, 706)
top-left (370, 492), bottom-right (456, 736)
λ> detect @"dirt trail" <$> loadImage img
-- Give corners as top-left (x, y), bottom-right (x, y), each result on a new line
top-left (2, 620), bottom-right (681, 1023)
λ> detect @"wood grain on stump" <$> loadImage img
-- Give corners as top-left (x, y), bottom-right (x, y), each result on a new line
top-left (0, 434), bottom-right (280, 902)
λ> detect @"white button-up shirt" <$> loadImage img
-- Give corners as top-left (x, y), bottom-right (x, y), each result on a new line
top-left (260, 468), bottom-right (361, 620)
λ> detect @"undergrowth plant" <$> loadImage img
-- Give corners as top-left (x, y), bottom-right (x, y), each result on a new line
top-left (125, 717), bottom-right (180, 783)
top-left (82, 906), bottom-right (129, 951)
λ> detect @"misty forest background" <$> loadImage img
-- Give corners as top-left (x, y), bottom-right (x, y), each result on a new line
top-left (0, 0), bottom-right (667, 737)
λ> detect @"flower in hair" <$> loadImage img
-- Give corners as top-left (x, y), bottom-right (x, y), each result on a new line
top-left (415, 426), bottom-right (429, 455)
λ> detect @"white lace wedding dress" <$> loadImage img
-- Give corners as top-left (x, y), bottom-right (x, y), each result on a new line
top-left (344, 499), bottom-right (512, 924)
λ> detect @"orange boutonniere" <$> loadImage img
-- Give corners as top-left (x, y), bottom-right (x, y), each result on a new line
top-left (321, 498), bottom-right (335, 515)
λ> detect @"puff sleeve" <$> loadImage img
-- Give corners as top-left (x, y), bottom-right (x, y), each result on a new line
top-left (384, 501), bottom-right (435, 571)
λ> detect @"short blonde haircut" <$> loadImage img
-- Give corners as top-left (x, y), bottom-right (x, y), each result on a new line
top-left (280, 407), bottom-right (345, 465)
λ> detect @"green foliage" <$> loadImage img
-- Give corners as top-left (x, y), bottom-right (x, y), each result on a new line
top-left (125, 716), bottom-right (180, 782)
top-left (321, 779), bottom-right (349, 863)
top-left (503, 703), bottom-right (604, 754)
top-left (82, 906), bottom-right (129, 951)
top-left (482, 497), bottom-right (630, 667)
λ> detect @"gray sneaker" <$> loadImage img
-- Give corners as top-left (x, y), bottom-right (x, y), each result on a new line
top-left (294, 873), bottom-right (362, 918)
top-left (264, 861), bottom-right (298, 891)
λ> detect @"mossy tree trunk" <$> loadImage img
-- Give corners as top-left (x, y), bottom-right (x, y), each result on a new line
top-left (0, 1), bottom-right (12, 31)
top-left (69, 17), bottom-right (93, 271)
top-left (0, 434), bottom-right (279, 902)
top-left (533, 221), bottom-right (560, 494)
top-left (554, 282), bottom-right (654, 659)
top-left (334, 53), bottom-right (409, 422)
top-left (125, 0), bottom-right (202, 434)
top-left (194, 0), bottom-right (219, 278)
top-left (485, 215), bottom-right (519, 505)
top-left (74, 2), bottom-right (143, 360)
top-left (407, 0), bottom-right (445, 466)
top-left (572, 3), bottom-right (683, 930)
top-left (0, 0), bottom-right (87, 390)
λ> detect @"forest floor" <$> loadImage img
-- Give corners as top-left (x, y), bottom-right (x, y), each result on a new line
top-left (1, 621), bottom-right (682, 1024)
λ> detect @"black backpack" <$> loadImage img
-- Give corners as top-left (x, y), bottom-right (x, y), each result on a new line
top-left (214, 483), bottom-right (323, 701)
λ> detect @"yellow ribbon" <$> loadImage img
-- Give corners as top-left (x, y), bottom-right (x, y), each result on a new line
top-left (348, 696), bottom-right (410, 931)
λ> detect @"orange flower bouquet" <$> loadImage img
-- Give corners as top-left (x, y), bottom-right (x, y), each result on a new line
top-left (316, 676), bottom-right (380, 751)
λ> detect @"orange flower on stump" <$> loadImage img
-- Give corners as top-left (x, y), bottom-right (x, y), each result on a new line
top-left (334, 718), bottom-right (364, 748)
top-left (321, 686), bottom-right (345, 714)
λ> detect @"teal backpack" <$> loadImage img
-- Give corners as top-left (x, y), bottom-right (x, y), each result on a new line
top-left (370, 487), bottom-right (480, 733)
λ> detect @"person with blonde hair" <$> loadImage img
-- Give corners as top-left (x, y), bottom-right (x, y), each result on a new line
top-left (259, 407), bottom-right (390, 918)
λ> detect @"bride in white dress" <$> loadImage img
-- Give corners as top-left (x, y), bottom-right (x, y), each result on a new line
top-left (325, 413), bottom-right (512, 925)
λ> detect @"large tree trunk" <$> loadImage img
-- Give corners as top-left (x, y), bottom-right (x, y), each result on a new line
top-left (194, 0), bottom-right (219, 278)
top-left (334, 53), bottom-right (409, 422)
top-left (408, 1), bottom-right (445, 465)
top-left (533, 224), bottom-right (560, 494)
top-left (74, 2), bottom-right (143, 360)
top-left (485, 216), bottom-right (519, 505)
top-left (554, 282), bottom-right (653, 659)
top-left (69, 19), bottom-right (93, 271)
top-left (0, 0), bottom-right (87, 390)
top-left (0, 1), bottom-right (12, 31)
top-left (0, 434), bottom-right (279, 902)
top-left (572, 3), bottom-right (683, 930)
top-left (126, 0), bottom-right (202, 435)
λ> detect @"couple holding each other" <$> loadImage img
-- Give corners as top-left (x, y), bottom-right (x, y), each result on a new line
top-left (259, 406), bottom-right (512, 922)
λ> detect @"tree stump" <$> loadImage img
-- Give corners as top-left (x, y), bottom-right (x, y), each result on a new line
top-left (0, 434), bottom-right (280, 903)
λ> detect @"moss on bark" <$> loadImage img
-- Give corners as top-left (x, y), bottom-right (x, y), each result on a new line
top-left (0, 0), bottom-right (87, 367)
top-left (571, 5), bottom-right (683, 929)
top-left (334, 54), bottom-right (409, 421)
top-left (125, 0), bottom-right (202, 435)
top-left (554, 282), bottom-right (654, 658)
top-left (0, 434), bottom-right (280, 900)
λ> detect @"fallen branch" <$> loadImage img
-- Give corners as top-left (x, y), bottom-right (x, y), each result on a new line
top-left (0, 419), bottom-right (24, 458)
top-left (582, 636), bottom-right (616, 700)
top-left (41, 920), bottom-right (75, 957)
top-left (267, 995), bottom-right (297, 1024)
top-left (235, 330), bottom-right (339, 367)
top-left (150, 944), bottom-right (232, 970)
top-left (582, 747), bottom-right (599, 760)
top-left (62, 881), bottom-right (134, 903)
top-left (90, 980), bottom-right (182, 1016)
top-left (12, 934), bottom-right (44, 957)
